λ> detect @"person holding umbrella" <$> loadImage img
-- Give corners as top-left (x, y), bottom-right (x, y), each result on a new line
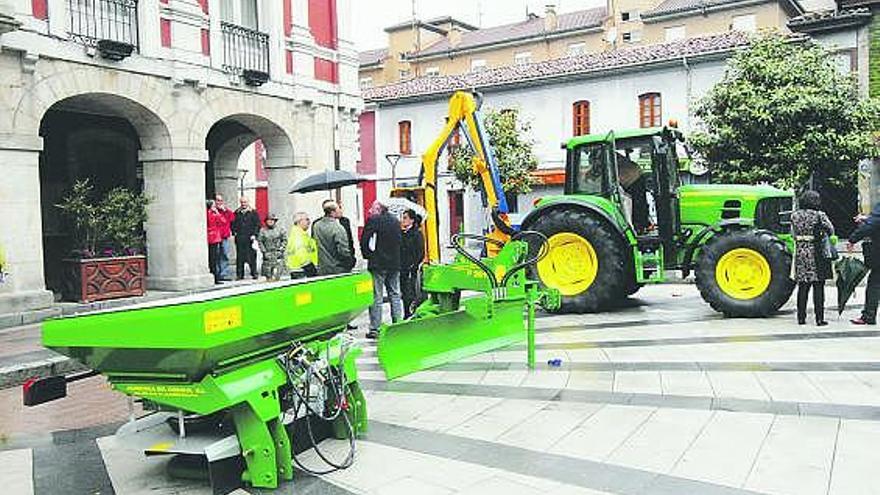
top-left (791, 190), bottom-right (834, 326)
top-left (847, 202), bottom-right (880, 325)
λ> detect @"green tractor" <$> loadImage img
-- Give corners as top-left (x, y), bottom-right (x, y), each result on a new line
top-left (522, 126), bottom-right (795, 317)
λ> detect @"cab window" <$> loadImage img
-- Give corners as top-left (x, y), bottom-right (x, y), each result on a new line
top-left (575, 143), bottom-right (608, 195)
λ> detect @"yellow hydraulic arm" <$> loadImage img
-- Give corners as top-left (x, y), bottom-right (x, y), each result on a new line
top-left (417, 91), bottom-right (514, 262)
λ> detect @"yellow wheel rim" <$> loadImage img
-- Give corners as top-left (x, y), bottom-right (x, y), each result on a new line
top-left (715, 248), bottom-right (772, 300)
top-left (537, 232), bottom-right (598, 296)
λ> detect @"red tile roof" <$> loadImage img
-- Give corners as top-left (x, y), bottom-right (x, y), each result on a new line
top-left (364, 31), bottom-right (759, 103)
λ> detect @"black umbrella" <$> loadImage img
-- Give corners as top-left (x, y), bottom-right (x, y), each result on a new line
top-left (835, 256), bottom-right (869, 315)
top-left (289, 170), bottom-right (365, 194)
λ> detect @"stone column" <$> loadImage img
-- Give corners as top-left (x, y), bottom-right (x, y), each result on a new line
top-left (140, 148), bottom-right (215, 291)
top-left (0, 134), bottom-right (54, 315)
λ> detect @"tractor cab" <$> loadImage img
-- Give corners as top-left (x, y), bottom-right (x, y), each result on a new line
top-left (564, 126), bottom-right (684, 281)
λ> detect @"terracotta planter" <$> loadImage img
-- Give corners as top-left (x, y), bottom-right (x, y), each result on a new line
top-left (61, 255), bottom-right (146, 303)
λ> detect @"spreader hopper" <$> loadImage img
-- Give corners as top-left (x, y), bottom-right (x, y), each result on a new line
top-left (42, 273), bottom-right (374, 381)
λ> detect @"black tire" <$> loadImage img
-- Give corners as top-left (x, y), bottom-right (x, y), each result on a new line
top-left (527, 209), bottom-right (630, 313)
top-left (695, 229), bottom-right (794, 317)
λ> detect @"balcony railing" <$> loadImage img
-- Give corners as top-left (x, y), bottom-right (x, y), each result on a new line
top-left (68, 0), bottom-right (138, 55)
top-left (221, 21), bottom-right (269, 85)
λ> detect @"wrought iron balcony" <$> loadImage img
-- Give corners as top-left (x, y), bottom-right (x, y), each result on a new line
top-left (68, 0), bottom-right (138, 59)
top-left (221, 21), bottom-right (270, 86)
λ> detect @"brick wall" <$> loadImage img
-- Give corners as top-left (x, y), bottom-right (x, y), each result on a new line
top-left (871, 14), bottom-right (880, 97)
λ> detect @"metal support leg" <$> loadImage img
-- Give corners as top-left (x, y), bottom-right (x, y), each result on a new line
top-left (527, 289), bottom-right (537, 370)
top-left (269, 418), bottom-right (293, 482)
top-left (232, 404), bottom-right (278, 489)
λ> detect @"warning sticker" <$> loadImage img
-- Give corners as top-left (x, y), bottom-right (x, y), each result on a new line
top-left (295, 292), bottom-right (313, 306)
top-left (356, 280), bottom-right (373, 294)
top-left (204, 306), bottom-right (242, 334)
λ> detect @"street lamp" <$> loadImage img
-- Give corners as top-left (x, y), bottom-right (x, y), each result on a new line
top-left (385, 153), bottom-right (402, 189)
top-left (238, 169), bottom-right (249, 197)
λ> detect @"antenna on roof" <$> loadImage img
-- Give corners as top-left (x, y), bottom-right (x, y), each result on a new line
top-left (476, 0), bottom-right (483, 27)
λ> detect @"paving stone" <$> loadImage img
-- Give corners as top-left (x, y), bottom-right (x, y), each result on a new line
top-left (0, 449), bottom-right (33, 495)
top-left (606, 408), bottom-right (714, 474)
top-left (744, 415), bottom-right (839, 495)
top-left (827, 419), bottom-right (880, 495)
top-left (671, 411), bottom-right (774, 488)
top-left (550, 405), bottom-right (656, 461)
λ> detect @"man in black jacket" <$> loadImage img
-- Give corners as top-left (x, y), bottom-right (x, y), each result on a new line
top-left (360, 200), bottom-right (403, 339)
top-left (848, 202), bottom-right (880, 325)
top-left (399, 209), bottom-right (425, 319)
top-left (231, 197), bottom-right (261, 280)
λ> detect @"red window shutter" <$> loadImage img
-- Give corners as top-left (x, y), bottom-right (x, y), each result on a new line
top-left (284, 0), bottom-right (293, 37)
top-left (201, 29), bottom-right (210, 55)
top-left (286, 50), bottom-right (294, 74)
top-left (160, 18), bottom-right (172, 47)
top-left (198, 0), bottom-right (208, 14)
top-left (32, 0), bottom-right (47, 20)
top-left (308, 0), bottom-right (337, 49)
top-left (314, 58), bottom-right (338, 83)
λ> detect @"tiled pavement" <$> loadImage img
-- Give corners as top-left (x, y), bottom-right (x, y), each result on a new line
top-left (4, 285), bottom-right (880, 494)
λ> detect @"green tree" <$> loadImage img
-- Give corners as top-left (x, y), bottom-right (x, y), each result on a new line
top-left (690, 34), bottom-right (880, 189)
top-left (450, 107), bottom-right (539, 194)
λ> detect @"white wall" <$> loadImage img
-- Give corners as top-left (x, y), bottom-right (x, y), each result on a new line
top-left (372, 57), bottom-right (730, 249)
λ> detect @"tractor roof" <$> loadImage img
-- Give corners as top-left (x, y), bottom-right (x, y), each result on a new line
top-left (566, 127), bottom-right (666, 148)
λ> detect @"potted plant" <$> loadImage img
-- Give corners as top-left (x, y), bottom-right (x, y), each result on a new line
top-left (56, 179), bottom-right (150, 303)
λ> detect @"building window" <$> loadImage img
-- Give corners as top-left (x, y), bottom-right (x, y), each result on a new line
top-left (567, 42), bottom-right (585, 56)
top-left (67, 0), bottom-right (139, 50)
top-left (665, 25), bottom-right (685, 42)
top-left (514, 51), bottom-right (532, 65)
top-left (398, 52), bottom-right (407, 62)
top-left (359, 77), bottom-right (372, 90)
top-left (621, 11), bottom-right (639, 21)
top-left (425, 66), bottom-right (440, 76)
top-left (622, 30), bottom-right (641, 43)
top-left (470, 58), bottom-right (487, 71)
top-left (221, 0), bottom-right (258, 28)
top-left (308, 0), bottom-right (338, 49)
top-left (398, 69), bottom-right (411, 80)
top-left (731, 14), bottom-right (756, 33)
top-left (639, 93), bottom-right (662, 128)
top-left (572, 100), bottom-right (590, 136)
top-left (399, 120), bottom-right (412, 155)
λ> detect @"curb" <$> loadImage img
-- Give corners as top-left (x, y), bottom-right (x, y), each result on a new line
top-left (0, 355), bottom-right (88, 389)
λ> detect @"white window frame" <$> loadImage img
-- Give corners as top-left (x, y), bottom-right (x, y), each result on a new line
top-left (470, 58), bottom-right (487, 72)
top-left (359, 77), bottom-right (373, 90)
top-left (665, 25), bottom-right (686, 42)
top-left (567, 42), bottom-right (586, 56)
top-left (221, 0), bottom-right (258, 28)
top-left (514, 51), bottom-right (532, 65)
top-left (731, 14), bottom-right (757, 33)
top-left (425, 66), bottom-right (440, 76)
top-left (398, 69), bottom-right (411, 80)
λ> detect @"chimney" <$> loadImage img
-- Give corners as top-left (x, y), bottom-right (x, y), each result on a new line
top-left (447, 25), bottom-right (462, 48)
top-left (544, 4), bottom-right (558, 31)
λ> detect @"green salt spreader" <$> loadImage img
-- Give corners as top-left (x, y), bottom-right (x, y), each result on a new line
top-left (38, 273), bottom-right (374, 493)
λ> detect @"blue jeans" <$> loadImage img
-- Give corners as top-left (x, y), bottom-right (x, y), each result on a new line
top-left (369, 270), bottom-right (403, 331)
top-left (219, 237), bottom-right (231, 279)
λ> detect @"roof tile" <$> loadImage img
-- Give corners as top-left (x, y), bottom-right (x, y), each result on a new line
top-left (364, 31), bottom-right (756, 103)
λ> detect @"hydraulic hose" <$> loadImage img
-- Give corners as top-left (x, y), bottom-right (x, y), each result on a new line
top-left (499, 230), bottom-right (550, 288)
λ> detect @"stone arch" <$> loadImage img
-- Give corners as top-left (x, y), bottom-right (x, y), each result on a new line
top-left (13, 66), bottom-right (174, 150)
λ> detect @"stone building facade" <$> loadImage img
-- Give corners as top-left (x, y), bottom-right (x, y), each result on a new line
top-left (0, 0), bottom-right (361, 315)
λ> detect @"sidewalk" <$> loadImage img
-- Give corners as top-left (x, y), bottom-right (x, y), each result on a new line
top-left (0, 278), bottom-right (264, 389)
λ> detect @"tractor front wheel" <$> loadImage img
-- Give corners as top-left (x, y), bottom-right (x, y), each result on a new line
top-left (528, 209), bottom-right (629, 313)
top-left (695, 229), bottom-right (793, 317)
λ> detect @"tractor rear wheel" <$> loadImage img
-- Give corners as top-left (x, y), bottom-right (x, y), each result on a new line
top-left (695, 229), bottom-right (793, 317)
top-left (528, 209), bottom-right (629, 313)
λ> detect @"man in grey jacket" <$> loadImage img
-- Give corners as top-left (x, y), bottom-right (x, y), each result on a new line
top-left (312, 201), bottom-right (353, 276)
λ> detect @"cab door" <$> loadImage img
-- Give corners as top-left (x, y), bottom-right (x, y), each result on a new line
top-left (650, 133), bottom-right (681, 255)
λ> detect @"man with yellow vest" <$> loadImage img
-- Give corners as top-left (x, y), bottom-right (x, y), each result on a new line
top-left (287, 212), bottom-right (318, 279)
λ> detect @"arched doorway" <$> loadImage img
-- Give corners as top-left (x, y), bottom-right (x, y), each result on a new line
top-left (38, 93), bottom-right (171, 296)
top-left (204, 114), bottom-right (296, 279)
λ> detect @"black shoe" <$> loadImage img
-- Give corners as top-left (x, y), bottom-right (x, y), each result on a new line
top-left (347, 323), bottom-right (358, 330)
top-left (798, 319), bottom-right (806, 325)
top-left (366, 330), bottom-right (378, 340)
top-left (816, 320), bottom-right (828, 327)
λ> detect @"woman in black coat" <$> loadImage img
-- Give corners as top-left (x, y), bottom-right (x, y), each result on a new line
top-left (399, 209), bottom-right (425, 319)
top-left (791, 190), bottom-right (834, 326)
